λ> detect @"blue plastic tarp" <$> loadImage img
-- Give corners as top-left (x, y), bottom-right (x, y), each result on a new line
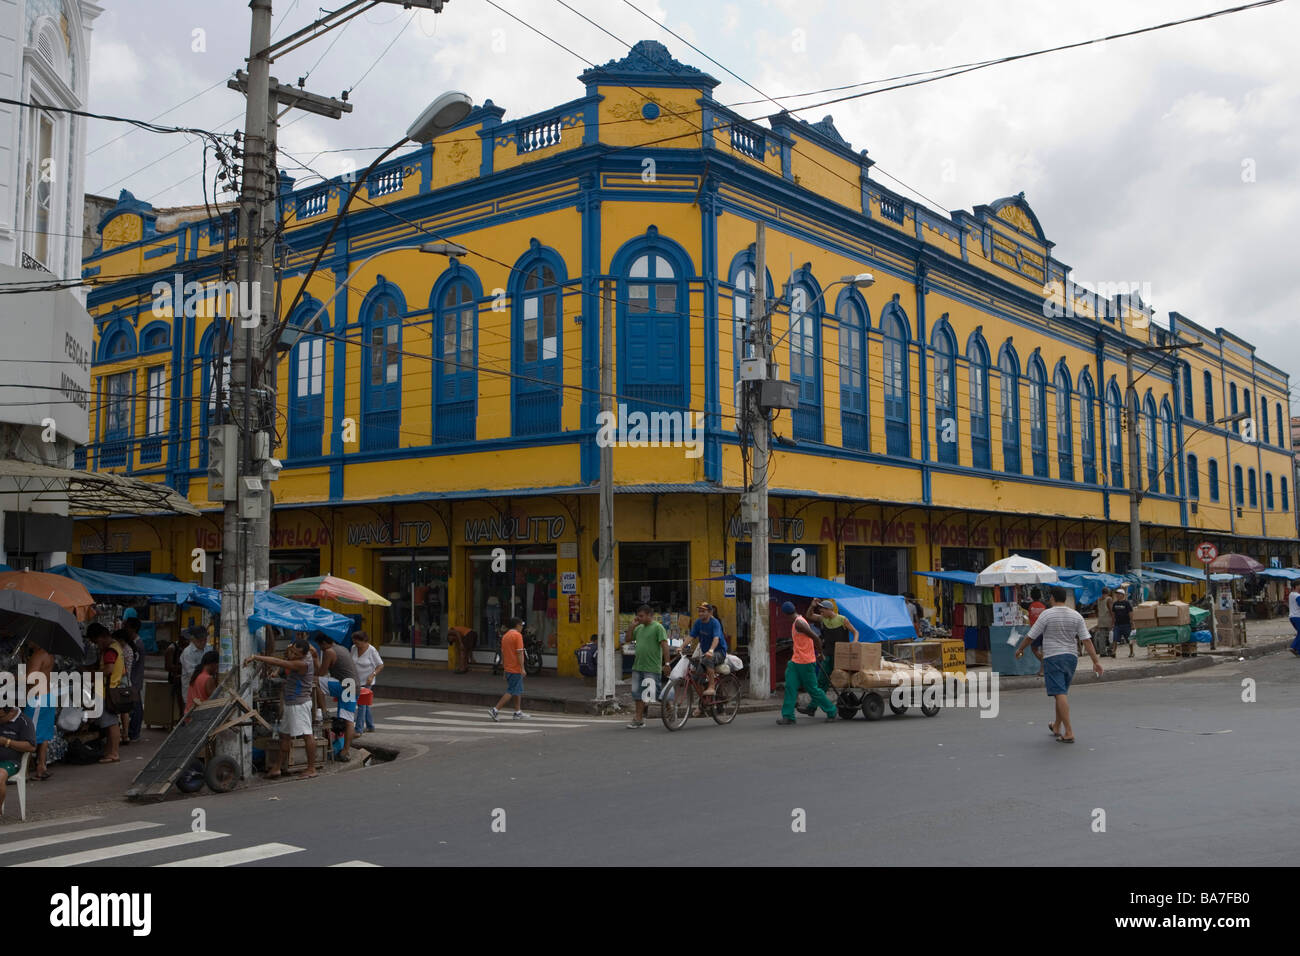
top-left (912, 569), bottom-right (980, 586)
top-left (181, 587), bottom-right (353, 642)
top-left (1258, 568), bottom-right (1300, 581)
top-left (726, 573), bottom-right (917, 643)
top-left (48, 564), bottom-right (202, 604)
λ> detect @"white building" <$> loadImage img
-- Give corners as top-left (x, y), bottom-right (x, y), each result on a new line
top-left (0, 0), bottom-right (102, 568)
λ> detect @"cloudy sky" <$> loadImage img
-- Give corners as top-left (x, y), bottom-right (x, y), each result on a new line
top-left (84, 0), bottom-right (1298, 405)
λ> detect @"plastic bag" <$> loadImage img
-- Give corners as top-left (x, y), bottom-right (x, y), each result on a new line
top-left (57, 706), bottom-right (84, 732)
top-left (725, 654), bottom-right (744, 672)
top-left (668, 656), bottom-right (690, 681)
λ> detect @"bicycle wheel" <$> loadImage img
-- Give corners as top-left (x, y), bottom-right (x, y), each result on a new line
top-left (711, 675), bottom-right (741, 725)
top-left (661, 679), bottom-right (694, 731)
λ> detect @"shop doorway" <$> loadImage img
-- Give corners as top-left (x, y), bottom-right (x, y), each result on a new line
top-left (618, 542), bottom-right (690, 615)
top-left (270, 549), bottom-right (320, 588)
top-left (843, 546), bottom-right (909, 594)
top-left (940, 548), bottom-right (988, 573)
top-left (469, 546), bottom-right (558, 664)
top-left (379, 552), bottom-right (449, 650)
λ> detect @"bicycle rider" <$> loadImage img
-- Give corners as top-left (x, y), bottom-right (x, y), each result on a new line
top-left (689, 602), bottom-right (727, 697)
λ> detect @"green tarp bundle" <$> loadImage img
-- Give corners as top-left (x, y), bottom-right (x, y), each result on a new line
top-left (1134, 625), bottom-right (1192, 646)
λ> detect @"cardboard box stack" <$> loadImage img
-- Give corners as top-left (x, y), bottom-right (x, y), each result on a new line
top-left (1131, 601), bottom-right (1160, 629)
top-left (1155, 601), bottom-right (1191, 627)
top-left (834, 640), bottom-right (882, 673)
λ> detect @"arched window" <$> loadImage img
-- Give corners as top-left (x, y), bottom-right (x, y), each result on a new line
top-left (838, 292), bottom-right (869, 452)
top-left (434, 272), bottom-right (479, 443)
top-left (287, 300), bottom-right (326, 459)
top-left (362, 286), bottom-right (402, 451)
top-left (732, 264), bottom-right (755, 431)
top-left (999, 344), bottom-right (1021, 473)
top-left (969, 336), bottom-right (991, 470)
top-left (141, 323), bottom-right (170, 353)
top-left (103, 330), bottom-right (133, 360)
top-left (1234, 465), bottom-right (1244, 506)
top-left (101, 370), bottom-right (134, 468)
top-left (1248, 468), bottom-right (1257, 508)
top-left (1143, 393), bottom-right (1158, 493)
top-left (1054, 362), bottom-right (1072, 480)
top-left (1229, 383), bottom-right (1239, 432)
top-left (1276, 403), bottom-right (1285, 447)
top-left (1078, 371), bottom-right (1096, 484)
top-left (932, 324), bottom-right (956, 464)
top-left (1282, 475), bottom-right (1290, 511)
top-left (198, 323), bottom-right (231, 469)
top-left (1261, 399), bottom-right (1269, 449)
top-left (1203, 370), bottom-right (1214, 421)
top-left (1028, 355), bottom-right (1047, 477)
top-left (1160, 400), bottom-right (1174, 494)
top-left (788, 281), bottom-right (822, 443)
top-left (621, 246), bottom-right (686, 417)
top-left (881, 306), bottom-right (910, 456)
top-left (1243, 389), bottom-right (1252, 435)
top-left (1187, 454), bottom-right (1200, 499)
top-left (512, 251), bottom-right (564, 436)
top-left (1208, 458), bottom-right (1220, 501)
top-left (1265, 472), bottom-right (1274, 510)
top-left (1182, 365), bottom-right (1194, 418)
top-left (1106, 381), bottom-right (1124, 488)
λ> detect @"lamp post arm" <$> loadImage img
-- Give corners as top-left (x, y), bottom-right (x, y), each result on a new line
top-left (767, 279), bottom-right (846, 354)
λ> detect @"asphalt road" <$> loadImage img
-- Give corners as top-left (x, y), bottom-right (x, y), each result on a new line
top-left (5, 653), bottom-right (1298, 866)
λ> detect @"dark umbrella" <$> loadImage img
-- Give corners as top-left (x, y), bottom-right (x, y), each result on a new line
top-left (0, 590), bottom-right (86, 660)
top-left (1208, 553), bottom-right (1264, 575)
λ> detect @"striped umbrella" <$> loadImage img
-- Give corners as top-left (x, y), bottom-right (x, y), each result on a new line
top-left (270, 574), bottom-right (392, 606)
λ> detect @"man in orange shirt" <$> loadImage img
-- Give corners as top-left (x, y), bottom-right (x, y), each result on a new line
top-left (489, 618), bottom-right (531, 721)
top-left (777, 601), bottom-right (838, 725)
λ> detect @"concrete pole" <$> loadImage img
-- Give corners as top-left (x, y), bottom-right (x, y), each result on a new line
top-left (216, 0), bottom-right (272, 774)
top-left (597, 279), bottom-right (617, 699)
top-left (1126, 351), bottom-right (1143, 597)
top-left (748, 222), bottom-right (770, 700)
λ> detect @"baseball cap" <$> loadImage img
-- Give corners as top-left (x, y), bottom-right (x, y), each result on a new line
top-left (122, 607), bottom-right (139, 620)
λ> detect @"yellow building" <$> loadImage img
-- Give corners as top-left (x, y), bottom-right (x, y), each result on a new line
top-left (75, 41), bottom-right (1296, 673)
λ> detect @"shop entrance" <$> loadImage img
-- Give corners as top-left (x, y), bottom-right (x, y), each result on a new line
top-left (378, 552), bottom-right (449, 652)
top-left (940, 548), bottom-right (988, 573)
top-left (469, 546), bottom-right (558, 664)
top-left (270, 549), bottom-right (320, 588)
top-left (843, 546), bottom-right (909, 594)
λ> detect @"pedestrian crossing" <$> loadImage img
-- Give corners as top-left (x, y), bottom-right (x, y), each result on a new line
top-left (0, 817), bottom-right (379, 868)
top-left (358, 706), bottom-right (612, 743)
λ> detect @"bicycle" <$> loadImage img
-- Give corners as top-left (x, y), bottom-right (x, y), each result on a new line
top-left (660, 651), bottom-right (741, 730)
top-left (491, 626), bottom-right (544, 676)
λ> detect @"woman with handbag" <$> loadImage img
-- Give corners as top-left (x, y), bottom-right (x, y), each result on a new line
top-left (89, 625), bottom-right (126, 764)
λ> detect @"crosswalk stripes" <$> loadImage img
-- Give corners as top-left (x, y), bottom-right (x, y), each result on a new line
top-left (2, 819), bottom-right (377, 868)
top-left (372, 722), bottom-right (540, 735)
top-left (388, 715), bottom-right (589, 728)
top-left (156, 843), bottom-right (304, 867)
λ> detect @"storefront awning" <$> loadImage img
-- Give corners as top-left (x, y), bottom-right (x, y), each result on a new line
top-left (47, 564), bottom-right (203, 604)
top-left (1258, 568), bottom-right (1300, 581)
top-left (913, 570), bottom-right (980, 586)
top-left (0, 459), bottom-right (199, 517)
top-left (725, 573), bottom-right (916, 643)
top-left (1145, 561), bottom-right (1238, 582)
top-left (184, 586), bottom-right (354, 642)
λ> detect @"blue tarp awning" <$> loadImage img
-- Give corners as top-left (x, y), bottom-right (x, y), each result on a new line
top-left (912, 569), bottom-right (981, 586)
top-left (48, 564), bottom-right (203, 604)
top-left (1259, 568), bottom-right (1300, 581)
top-left (1127, 569), bottom-right (1195, 585)
top-left (726, 573), bottom-right (917, 643)
top-left (182, 586), bottom-right (353, 642)
top-left (1146, 561), bottom-right (1238, 582)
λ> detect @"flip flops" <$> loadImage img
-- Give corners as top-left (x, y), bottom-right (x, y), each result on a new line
top-left (1057, 735), bottom-right (1075, 743)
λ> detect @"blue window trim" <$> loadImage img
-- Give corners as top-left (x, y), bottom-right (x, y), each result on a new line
top-left (139, 320), bottom-right (171, 355)
top-left (998, 341), bottom-right (1021, 474)
top-left (836, 286), bottom-right (871, 452)
top-left (1187, 454), bottom-right (1200, 498)
top-left (197, 320), bottom-right (233, 468)
top-left (880, 300), bottom-right (911, 457)
top-left (930, 319), bottom-right (956, 464)
top-left (967, 333), bottom-right (991, 470)
top-left (1208, 458), bottom-right (1220, 501)
top-left (431, 262), bottom-right (484, 444)
top-left (727, 249), bottom-right (775, 434)
top-left (1229, 382), bottom-right (1239, 432)
top-left (1260, 398), bottom-right (1269, 447)
top-left (102, 369), bottom-right (135, 468)
top-left (1203, 369), bottom-right (1214, 422)
top-left (509, 240), bottom-right (568, 437)
top-left (140, 364), bottom-right (166, 465)
top-left (1182, 364), bottom-right (1194, 418)
top-left (1106, 379), bottom-right (1124, 488)
top-left (1159, 398), bottom-right (1175, 494)
top-left (1234, 465), bottom-right (1244, 506)
top-left (1276, 402), bottom-right (1285, 448)
top-left (1028, 352), bottom-right (1048, 478)
top-left (1078, 368), bottom-right (1096, 484)
top-left (358, 278), bottom-right (407, 452)
top-left (287, 295), bottom-right (328, 458)
top-left (1265, 472), bottom-right (1274, 510)
top-left (1054, 359), bottom-right (1072, 481)
top-left (787, 266), bottom-right (825, 444)
top-left (1247, 467), bottom-right (1257, 508)
top-left (1143, 392), bottom-right (1158, 491)
top-left (611, 228), bottom-right (694, 419)
top-left (1282, 475), bottom-right (1289, 512)
top-left (98, 317), bottom-right (137, 362)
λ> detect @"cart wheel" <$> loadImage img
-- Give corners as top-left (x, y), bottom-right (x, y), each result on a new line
top-left (889, 701), bottom-right (909, 716)
top-left (861, 692), bottom-right (885, 721)
top-left (837, 704), bottom-right (858, 719)
top-left (174, 759), bottom-right (205, 794)
top-left (204, 755), bottom-right (240, 793)
top-left (920, 702), bottom-right (941, 718)
top-left (661, 679), bottom-right (693, 731)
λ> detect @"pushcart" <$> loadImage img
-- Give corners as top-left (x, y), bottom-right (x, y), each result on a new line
top-left (813, 657), bottom-right (942, 721)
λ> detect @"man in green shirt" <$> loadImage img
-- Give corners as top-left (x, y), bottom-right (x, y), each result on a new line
top-left (626, 604), bottom-right (670, 728)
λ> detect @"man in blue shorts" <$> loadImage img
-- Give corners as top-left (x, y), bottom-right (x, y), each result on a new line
top-left (1015, 587), bottom-right (1103, 743)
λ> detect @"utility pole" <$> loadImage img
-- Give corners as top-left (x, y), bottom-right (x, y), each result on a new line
top-left (747, 223), bottom-right (770, 700)
top-left (597, 279), bottom-right (616, 699)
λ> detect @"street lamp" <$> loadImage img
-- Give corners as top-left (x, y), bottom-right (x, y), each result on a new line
top-left (273, 91), bottom-right (473, 354)
top-left (767, 273), bottom-right (875, 352)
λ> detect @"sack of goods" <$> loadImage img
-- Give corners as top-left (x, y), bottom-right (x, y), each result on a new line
top-left (668, 656), bottom-right (691, 681)
top-left (829, 669), bottom-right (852, 689)
top-left (725, 654), bottom-right (745, 672)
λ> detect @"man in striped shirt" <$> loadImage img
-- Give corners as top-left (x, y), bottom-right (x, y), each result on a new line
top-left (1015, 587), bottom-right (1103, 744)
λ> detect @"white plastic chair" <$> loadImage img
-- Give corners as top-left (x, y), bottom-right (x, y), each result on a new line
top-left (2, 752), bottom-right (28, 821)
